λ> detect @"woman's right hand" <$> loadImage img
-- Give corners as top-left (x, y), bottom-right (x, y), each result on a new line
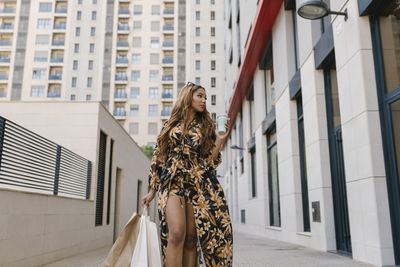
top-left (142, 189), bottom-right (156, 208)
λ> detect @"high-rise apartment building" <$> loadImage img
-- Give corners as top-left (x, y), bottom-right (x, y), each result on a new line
top-left (0, 0), bottom-right (225, 146)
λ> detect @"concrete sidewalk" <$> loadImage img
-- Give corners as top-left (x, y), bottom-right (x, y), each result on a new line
top-left (42, 231), bottom-right (375, 267)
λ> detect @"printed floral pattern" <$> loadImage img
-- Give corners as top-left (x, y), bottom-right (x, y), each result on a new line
top-left (148, 119), bottom-right (233, 267)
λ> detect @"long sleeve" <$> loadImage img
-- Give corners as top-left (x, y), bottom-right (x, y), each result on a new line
top-left (148, 143), bottom-right (161, 191)
top-left (207, 149), bottom-right (222, 169)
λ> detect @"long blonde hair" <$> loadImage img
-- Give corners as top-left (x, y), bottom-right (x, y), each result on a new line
top-left (156, 83), bottom-right (216, 162)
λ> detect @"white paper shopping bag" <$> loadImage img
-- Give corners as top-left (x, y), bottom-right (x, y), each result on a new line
top-left (130, 214), bottom-right (148, 267)
top-left (146, 218), bottom-right (162, 267)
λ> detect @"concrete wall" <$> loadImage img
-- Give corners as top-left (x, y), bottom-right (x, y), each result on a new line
top-left (0, 101), bottom-right (154, 266)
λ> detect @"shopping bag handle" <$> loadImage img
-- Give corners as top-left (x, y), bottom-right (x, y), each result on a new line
top-left (142, 206), bottom-right (148, 217)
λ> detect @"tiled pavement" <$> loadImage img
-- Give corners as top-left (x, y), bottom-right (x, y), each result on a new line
top-left (42, 231), bottom-right (375, 267)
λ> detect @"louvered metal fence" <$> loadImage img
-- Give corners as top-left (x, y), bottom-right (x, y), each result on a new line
top-left (0, 116), bottom-right (92, 199)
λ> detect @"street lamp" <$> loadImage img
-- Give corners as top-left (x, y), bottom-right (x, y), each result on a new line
top-left (297, 0), bottom-right (348, 21)
top-left (230, 144), bottom-right (245, 150)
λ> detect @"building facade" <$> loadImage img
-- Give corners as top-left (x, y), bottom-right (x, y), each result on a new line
top-left (221, 0), bottom-right (400, 266)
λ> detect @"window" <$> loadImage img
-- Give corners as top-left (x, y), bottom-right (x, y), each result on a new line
top-left (250, 146), bottom-right (257, 198)
top-left (196, 27), bottom-right (200, 37)
top-left (195, 43), bottom-right (200, 53)
top-left (196, 11), bottom-right (200, 20)
top-left (86, 94), bottom-right (91, 101)
top-left (75, 27), bottom-right (80, 37)
top-left (151, 5), bottom-right (160, 15)
top-left (130, 105), bottom-right (139, 116)
top-left (87, 77), bottom-right (92, 88)
top-left (133, 5), bottom-right (143, 15)
top-left (211, 0), bottom-right (215, 4)
top-left (149, 70), bottom-right (159, 81)
top-left (267, 128), bottom-right (280, 227)
top-left (93, 0), bottom-right (97, 4)
top-left (39, 3), bottom-right (52, 12)
top-left (149, 104), bottom-right (158, 116)
top-left (131, 71), bottom-right (140, 81)
top-left (32, 69), bottom-right (46, 79)
top-left (149, 87), bottom-right (158, 98)
top-left (211, 95), bottom-right (216, 105)
top-left (151, 21), bottom-right (160, 31)
top-left (31, 86), bottom-right (45, 97)
top-left (73, 60), bottom-right (78, 70)
top-left (195, 77), bottom-right (200, 84)
top-left (88, 60), bottom-right (93, 70)
top-left (90, 43), bottom-right (94, 53)
top-left (148, 123), bottom-right (158, 135)
top-left (211, 43), bottom-right (216, 53)
top-left (150, 53), bottom-right (159, 64)
top-left (130, 87), bottom-right (140, 98)
top-left (37, 19), bottom-right (51, 29)
top-left (92, 11), bottom-right (96, 20)
top-left (132, 54), bottom-right (141, 64)
top-left (74, 44), bottom-right (79, 53)
top-left (78, 0), bottom-right (82, 4)
top-left (150, 37), bottom-right (159, 48)
top-left (34, 51), bottom-right (48, 62)
top-left (129, 123), bottom-right (139, 134)
top-left (195, 60), bottom-right (200, 70)
top-left (35, 35), bottom-right (49, 45)
top-left (211, 60), bottom-right (216, 70)
top-left (133, 21), bottom-right (142, 32)
top-left (211, 27), bottom-right (215, 36)
top-left (210, 11), bottom-right (215, 20)
top-left (196, 0), bottom-right (200, 4)
top-left (77, 11), bottom-right (82, 20)
top-left (132, 37), bottom-right (141, 48)
top-left (211, 77), bottom-right (216, 87)
top-left (71, 94), bottom-right (76, 100)
top-left (90, 27), bottom-right (96, 36)
top-left (72, 77), bottom-right (77, 87)
top-left (239, 112), bottom-right (244, 173)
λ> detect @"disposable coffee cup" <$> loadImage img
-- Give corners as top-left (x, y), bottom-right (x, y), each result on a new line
top-left (217, 114), bottom-right (228, 135)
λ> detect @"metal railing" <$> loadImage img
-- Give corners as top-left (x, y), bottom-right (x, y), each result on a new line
top-left (0, 116), bottom-right (92, 199)
top-left (0, 58), bottom-right (10, 63)
top-left (162, 57), bottom-right (173, 64)
top-left (163, 9), bottom-right (174, 15)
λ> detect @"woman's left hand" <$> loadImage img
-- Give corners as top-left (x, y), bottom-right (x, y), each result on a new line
top-left (216, 118), bottom-right (231, 142)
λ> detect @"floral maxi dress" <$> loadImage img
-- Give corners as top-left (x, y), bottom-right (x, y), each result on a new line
top-left (148, 119), bottom-right (233, 267)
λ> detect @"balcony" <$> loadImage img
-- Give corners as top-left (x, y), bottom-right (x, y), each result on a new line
top-left (118, 24), bottom-right (129, 31)
top-left (162, 75), bottom-right (173, 81)
top-left (52, 40), bottom-right (65, 46)
top-left (0, 8), bottom-right (15, 13)
top-left (114, 91), bottom-right (127, 101)
top-left (162, 57), bottom-right (173, 64)
top-left (47, 91), bottom-right (61, 98)
top-left (113, 110), bottom-right (127, 118)
top-left (49, 74), bottom-right (62, 80)
top-left (0, 91), bottom-right (6, 97)
top-left (0, 57), bottom-right (10, 63)
top-left (116, 57), bottom-right (128, 64)
top-left (115, 74), bottom-right (128, 82)
top-left (53, 23), bottom-right (66, 30)
top-left (162, 41), bottom-right (173, 47)
top-left (162, 92), bottom-right (173, 99)
top-left (163, 9), bottom-right (174, 15)
top-left (0, 24), bottom-right (13, 30)
top-left (55, 7), bottom-right (67, 13)
top-left (161, 110), bottom-right (171, 116)
top-left (0, 40), bottom-right (11, 46)
top-left (117, 41), bottom-right (129, 47)
top-left (50, 57), bottom-right (63, 63)
top-left (0, 74), bottom-right (8, 80)
top-left (163, 24), bottom-right (174, 31)
top-left (118, 9), bottom-right (130, 15)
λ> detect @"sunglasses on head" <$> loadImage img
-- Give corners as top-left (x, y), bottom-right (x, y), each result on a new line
top-left (186, 81), bottom-right (204, 89)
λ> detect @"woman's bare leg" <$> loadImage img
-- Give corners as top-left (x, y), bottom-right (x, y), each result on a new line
top-left (165, 195), bottom-right (186, 267)
top-left (183, 203), bottom-right (197, 267)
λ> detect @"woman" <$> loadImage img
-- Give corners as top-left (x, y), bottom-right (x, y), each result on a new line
top-left (142, 82), bottom-right (233, 267)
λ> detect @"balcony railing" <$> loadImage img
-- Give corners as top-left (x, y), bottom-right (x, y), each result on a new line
top-left (114, 92), bottom-right (127, 98)
top-left (113, 110), bottom-right (126, 116)
top-left (163, 9), bottom-right (174, 15)
top-left (163, 24), bottom-right (174, 31)
top-left (118, 9), bottom-right (130, 14)
top-left (162, 57), bottom-right (173, 64)
top-left (115, 75), bottom-right (128, 81)
top-left (55, 7), bottom-right (67, 13)
top-left (52, 40), bottom-right (65, 46)
top-left (161, 110), bottom-right (171, 116)
top-left (162, 93), bottom-right (173, 98)
top-left (118, 24), bottom-right (129, 30)
top-left (0, 91), bottom-right (5, 97)
top-left (53, 23), bottom-right (66, 29)
top-left (50, 57), bottom-right (63, 63)
top-left (162, 41), bottom-right (173, 47)
top-left (0, 75), bottom-right (8, 80)
top-left (116, 58), bottom-right (128, 64)
top-left (0, 24), bottom-right (13, 30)
top-left (117, 41), bottom-right (129, 47)
top-left (0, 8), bottom-right (16, 13)
top-left (0, 58), bottom-right (10, 63)
top-left (0, 40), bottom-right (11, 46)
top-left (47, 91), bottom-right (61, 97)
top-left (162, 75), bottom-right (173, 81)
top-left (49, 74), bottom-right (62, 80)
